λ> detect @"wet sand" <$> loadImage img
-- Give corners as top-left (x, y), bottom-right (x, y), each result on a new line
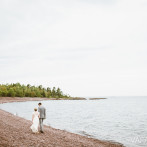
top-left (0, 97), bottom-right (125, 147)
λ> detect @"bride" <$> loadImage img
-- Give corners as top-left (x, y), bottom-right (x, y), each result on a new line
top-left (30, 108), bottom-right (39, 133)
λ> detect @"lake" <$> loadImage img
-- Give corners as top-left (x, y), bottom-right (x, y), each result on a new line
top-left (0, 96), bottom-right (147, 147)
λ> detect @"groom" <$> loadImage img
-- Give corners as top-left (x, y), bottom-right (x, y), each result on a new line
top-left (38, 102), bottom-right (46, 133)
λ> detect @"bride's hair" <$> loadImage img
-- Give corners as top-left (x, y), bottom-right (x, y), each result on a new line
top-left (34, 108), bottom-right (37, 111)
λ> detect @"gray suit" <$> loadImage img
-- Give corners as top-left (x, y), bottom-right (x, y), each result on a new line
top-left (38, 105), bottom-right (46, 132)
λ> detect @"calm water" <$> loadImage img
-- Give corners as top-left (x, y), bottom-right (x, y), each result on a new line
top-left (0, 96), bottom-right (147, 147)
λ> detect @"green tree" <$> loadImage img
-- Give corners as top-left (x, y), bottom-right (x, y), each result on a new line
top-left (51, 87), bottom-right (56, 97)
top-left (1, 90), bottom-right (8, 97)
top-left (38, 85), bottom-right (42, 90)
top-left (0, 83), bottom-right (70, 98)
top-left (30, 91), bottom-right (36, 97)
top-left (15, 89), bottom-right (23, 97)
top-left (8, 88), bottom-right (16, 97)
top-left (56, 88), bottom-right (63, 98)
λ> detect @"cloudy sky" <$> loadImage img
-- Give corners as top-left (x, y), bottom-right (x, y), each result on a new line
top-left (0, 0), bottom-right (147, 97)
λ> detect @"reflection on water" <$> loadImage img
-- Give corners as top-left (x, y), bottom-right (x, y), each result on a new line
top-left (0, 96), bottom-right (147, 147)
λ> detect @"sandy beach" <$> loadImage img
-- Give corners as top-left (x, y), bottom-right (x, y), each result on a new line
top-left (0, 97), bottom-right (125, 147)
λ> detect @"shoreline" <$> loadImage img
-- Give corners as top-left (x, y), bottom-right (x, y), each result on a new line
top-left (89, 98), bottom-right (107, 100)
top-left (0, 97), bottom-right (87, 104)
top-left (0, 97), bottom-right (124, 147)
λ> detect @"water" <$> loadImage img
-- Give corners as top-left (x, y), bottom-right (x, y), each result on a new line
top-left (0, 96), bottom-right (147, 147)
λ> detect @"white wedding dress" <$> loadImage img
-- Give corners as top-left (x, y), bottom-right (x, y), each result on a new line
top-left (30, 112), bottom-right (39, 133)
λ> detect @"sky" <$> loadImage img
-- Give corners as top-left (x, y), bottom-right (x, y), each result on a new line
top-left (0, 0), bottom-right (147, 97)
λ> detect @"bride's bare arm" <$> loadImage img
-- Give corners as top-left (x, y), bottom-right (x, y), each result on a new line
top-left (32, 113), bottom-right (34, 122)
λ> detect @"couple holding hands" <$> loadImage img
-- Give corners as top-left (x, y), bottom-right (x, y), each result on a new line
top-left (30, 102), bottom-right (46, 133)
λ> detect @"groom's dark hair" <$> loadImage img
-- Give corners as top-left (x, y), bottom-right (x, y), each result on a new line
top-left (38, 102), bottom-right (42, 105)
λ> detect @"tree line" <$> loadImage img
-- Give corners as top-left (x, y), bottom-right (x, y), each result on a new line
top-left (0, 83), bottom-right (70, 98)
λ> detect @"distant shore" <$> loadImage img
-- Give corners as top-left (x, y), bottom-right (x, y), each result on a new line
top-left (89, 98), bottom-right (107, 100)
top-left (0, 97), bottom-right (86, 104)
top-left (0, 97), bottom-right (108, 104)
top-left (0, 97), bottom-right (124, 147)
